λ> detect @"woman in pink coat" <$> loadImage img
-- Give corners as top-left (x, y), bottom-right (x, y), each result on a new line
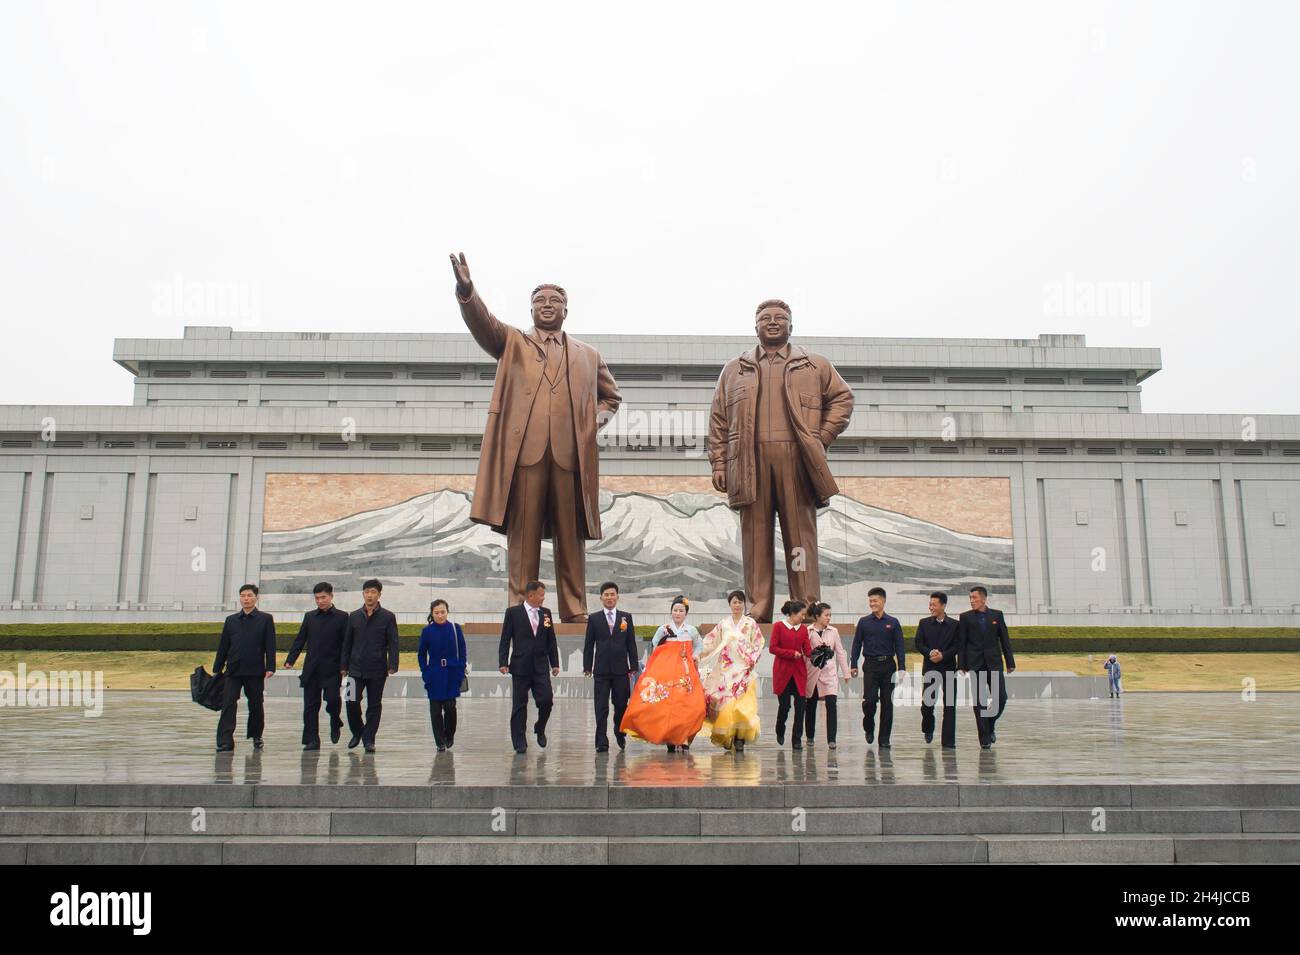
top-left (804, 600), bottom-right (849, 749)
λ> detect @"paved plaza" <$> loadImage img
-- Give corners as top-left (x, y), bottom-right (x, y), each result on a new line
top-left (2, 692), bottom-right (1296, 788)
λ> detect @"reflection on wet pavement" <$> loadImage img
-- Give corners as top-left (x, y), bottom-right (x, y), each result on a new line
top-left (1, 692), bottom-right (1296, 787)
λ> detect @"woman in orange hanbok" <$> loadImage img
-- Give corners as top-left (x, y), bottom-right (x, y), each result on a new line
top-left (620, 596), bottom-right (705, 752)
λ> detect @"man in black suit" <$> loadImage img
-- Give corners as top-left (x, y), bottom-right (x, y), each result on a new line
top-left (583, 581), bottom-right (639, 752)
top-left (214, 583), bottom-right (277, 752)
top-left (915, 590), bottom-right (960, 749)
top-left (956, 585), bottom-right (1015, 749)
top-left (499, 579), bottom-right (560, 754)
top-left (283, 581), bottom-right (349, 750)
top-left (341, 578), bottom-right (400, 754)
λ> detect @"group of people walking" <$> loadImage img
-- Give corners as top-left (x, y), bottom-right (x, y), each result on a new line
top-left (212, 578), bottom-right (443, 754)
top-left (210, 577), bottom-right (1016, 755)
top-left (837, 584), bottom-right (1016, 751)
top-left (571, 581), bottom-right (1016, 755)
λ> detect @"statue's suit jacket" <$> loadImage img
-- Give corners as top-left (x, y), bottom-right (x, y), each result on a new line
top-left (457, 286), bottom-right (621, 540)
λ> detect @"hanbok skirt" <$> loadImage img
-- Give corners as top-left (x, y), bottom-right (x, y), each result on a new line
top-left (703, 683), bottom-right (760, 749)
top-left (620, 641), bottom-right (706, 746)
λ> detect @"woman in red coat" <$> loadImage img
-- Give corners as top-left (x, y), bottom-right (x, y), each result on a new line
top-left (769, 599), bottom-right (812, 749)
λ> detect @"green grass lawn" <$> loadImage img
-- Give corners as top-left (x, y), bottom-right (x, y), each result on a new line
top-left (1013, 652), bottom-right (1300, 692)
top-left (1, 650), bottom-right (1296, 693)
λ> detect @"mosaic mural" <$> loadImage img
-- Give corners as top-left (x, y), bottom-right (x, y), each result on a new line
top-left (258, 474), bottom-right (1015, 618)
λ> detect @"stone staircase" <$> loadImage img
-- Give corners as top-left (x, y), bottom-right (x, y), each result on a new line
top-left (2, 782), bottom-right (1298, 864)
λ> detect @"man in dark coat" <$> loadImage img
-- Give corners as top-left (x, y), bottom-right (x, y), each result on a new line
top-left (582, 581), bottom-right (639, 752)
top-left (957, 585), bottom-right (1016, 749)
top-left (340, 579), bottom-right (400, 754)
top-left (283, 581), bottom-right (349, 749)
top-left (499, 580), bottom-right (561, 754)
top-left (914, 591), bottom-right (960, 748)
top-left (213, 583), bottom-right (277, 752)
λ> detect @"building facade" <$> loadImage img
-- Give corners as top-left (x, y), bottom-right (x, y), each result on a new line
top-left (1, 326), bottom-right (1297, 624)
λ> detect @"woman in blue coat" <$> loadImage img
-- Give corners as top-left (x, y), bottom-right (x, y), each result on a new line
top-left (419, 599), bottom-right (467, 751)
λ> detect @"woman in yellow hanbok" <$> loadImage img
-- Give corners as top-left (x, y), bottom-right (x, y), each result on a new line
top-left (699, 589), bottom-right (765, 752)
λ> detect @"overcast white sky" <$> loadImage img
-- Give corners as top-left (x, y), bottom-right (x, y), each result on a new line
top-left (1, 1), bottom-right (1296, 414)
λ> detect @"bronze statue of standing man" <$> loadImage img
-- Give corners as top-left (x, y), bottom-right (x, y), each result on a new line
top-left (450, 253), bottom-right (622, 623)
top-left (708, 300), bottom-right (855, 622)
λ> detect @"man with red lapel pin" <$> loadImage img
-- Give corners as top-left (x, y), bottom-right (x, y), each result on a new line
top-left (957, 584), bottom-right (1016, 749)
top-left (850, 586), bottom-right (906, 749)
top-left (583, 581), bottom-right (639, 752)
top-left (499, 580), bottom-right (561, 754)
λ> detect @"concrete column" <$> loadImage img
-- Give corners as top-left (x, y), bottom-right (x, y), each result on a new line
top-left (118, 454), bottom-right (152, 605)
top-left (14, 456), bottom-right (48, 603)
top-left (226, 456), bottom-right (255, 596)
top-left (1019, 461), bottom-right (1045, 612)
top-left (1008, 461), bottom-right (1032, 614)
top-left (244, 458), bottom-right (267, 594)
top-left (1119, 462), bottom-right (1146, 606)
top-left (1217, 463), bottom-right (1248, 607)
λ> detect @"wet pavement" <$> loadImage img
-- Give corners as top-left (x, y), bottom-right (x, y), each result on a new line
top-left (0, 692), bottom-right (1296, 787)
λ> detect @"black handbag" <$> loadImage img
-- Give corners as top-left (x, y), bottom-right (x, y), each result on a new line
top-left (190, 666), bottom-right (226, 711)
top-left (455, 623), bottom-right (469, 693)
top-left (810, 643), bottom-right (834, 669)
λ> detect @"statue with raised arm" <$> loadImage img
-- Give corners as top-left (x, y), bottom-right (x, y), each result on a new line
top-left (707, 299), bottom-right (855, 622)
top-left (449, 253), bottom-right (622, 623)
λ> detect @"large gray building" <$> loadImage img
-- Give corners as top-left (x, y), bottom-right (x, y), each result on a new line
top-left (1, 326), bottom-right (1296, 624)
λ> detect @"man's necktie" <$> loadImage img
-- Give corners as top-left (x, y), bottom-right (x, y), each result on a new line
top-left (545, 335), bottom-right (561, 380)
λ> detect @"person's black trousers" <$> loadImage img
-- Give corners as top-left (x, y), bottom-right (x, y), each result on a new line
top-left (774, 677), bottom-right (806, 745)
top-left (510, 669), bottom-right (554, 750)
top-left (861, 658), bottom-right (897, 745)
top-left (428, 699), bottom-right (457, 747)
top-left (920, 665), bottom-right (957, 747)
top-left (972, 669), bottom-right (1008, 745)
top-left (216, 674), bottom-right (265, 748)
top-left (593, 673), bottom-right (631, 749)
top-left (301, 676), bottom-right (342, 746)
top-left (804, 687), bottom-right (838, 743)
top-left (345, 672), bottom-right (388, 747)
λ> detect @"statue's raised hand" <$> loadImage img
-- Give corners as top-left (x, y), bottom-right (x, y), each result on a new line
top-left (449, 252), bottom-right (473, 295)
